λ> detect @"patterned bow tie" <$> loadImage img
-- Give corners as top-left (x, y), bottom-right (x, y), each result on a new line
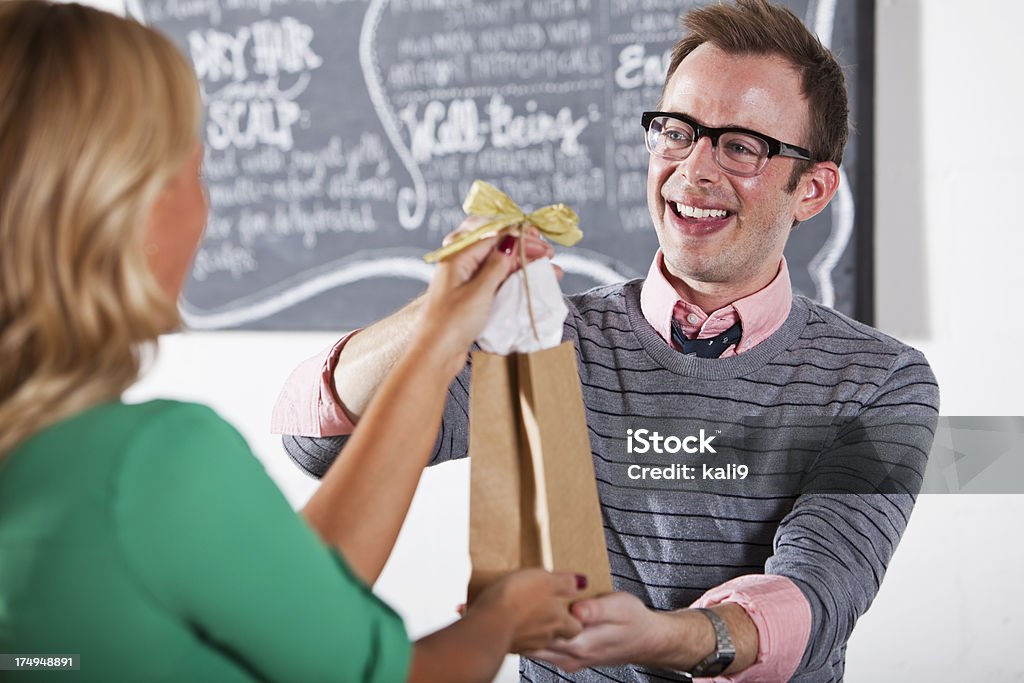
top-left (671, 320), bottom-right (742, 358)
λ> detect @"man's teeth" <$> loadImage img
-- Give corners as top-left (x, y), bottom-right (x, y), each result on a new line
top-left (675, 203), bottom-right (728, 219)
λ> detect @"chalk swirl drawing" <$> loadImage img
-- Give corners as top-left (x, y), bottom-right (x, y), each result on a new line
top-left (178, 251), bottom-right (626, 330)
top-left (359, 0), bottom-right (426, 231)
top-left (179, 255), bottom-right (436, 329)
top-left (807, 0), bottom-right (852, 308)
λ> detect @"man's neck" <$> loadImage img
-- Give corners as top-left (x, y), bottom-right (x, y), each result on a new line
top-left (664, 263), bottom-right (781, 313)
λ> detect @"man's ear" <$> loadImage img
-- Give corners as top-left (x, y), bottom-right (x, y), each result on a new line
top-left (793, 161), bottom-right (840, 223)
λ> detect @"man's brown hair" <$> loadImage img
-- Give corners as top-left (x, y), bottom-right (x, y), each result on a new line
top-left (663, 0), bottom-right (849, 190)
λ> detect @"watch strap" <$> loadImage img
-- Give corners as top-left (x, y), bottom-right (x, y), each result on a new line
top-left (689, 607), bottom-right (736, 678)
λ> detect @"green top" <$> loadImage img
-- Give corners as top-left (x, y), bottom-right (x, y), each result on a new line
top-left (0, 400), bottom-right (410, 682)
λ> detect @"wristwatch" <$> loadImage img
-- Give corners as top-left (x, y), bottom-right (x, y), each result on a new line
top-left (688, 608), bottom-right (736, 678)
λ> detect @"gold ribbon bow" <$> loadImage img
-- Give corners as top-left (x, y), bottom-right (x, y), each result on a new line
top-left (423, 180), bottom-right (583, 263)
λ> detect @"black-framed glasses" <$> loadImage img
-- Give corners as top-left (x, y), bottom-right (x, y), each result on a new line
top-left (641, 111), bottom-right (814, 177)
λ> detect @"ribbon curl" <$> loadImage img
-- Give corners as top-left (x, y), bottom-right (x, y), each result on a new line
top-left (423, 180), bottom-right (582, 263)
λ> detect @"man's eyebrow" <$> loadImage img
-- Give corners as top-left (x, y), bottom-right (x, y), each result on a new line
top-left (665, 111), bottom-right (754, 131)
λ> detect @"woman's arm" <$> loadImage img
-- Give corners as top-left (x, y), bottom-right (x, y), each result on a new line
top-left (301, 232), bottom-right (516, 584)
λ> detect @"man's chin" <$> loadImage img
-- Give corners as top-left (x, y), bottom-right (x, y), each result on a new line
top-left (661, 254), bottom-right (728, 287)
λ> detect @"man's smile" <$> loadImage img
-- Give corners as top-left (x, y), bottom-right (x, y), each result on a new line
top-left (665, 197), bottom-right (736, 236)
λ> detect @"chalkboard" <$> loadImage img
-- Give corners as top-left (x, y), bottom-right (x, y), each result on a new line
top-left (131, 0), bottom-right (874, 330)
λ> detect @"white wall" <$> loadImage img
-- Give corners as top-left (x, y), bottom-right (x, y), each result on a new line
top-left (844, 1), bottom-right (1024, 680)
top-left (120, 1), bottom-right (1024, 681)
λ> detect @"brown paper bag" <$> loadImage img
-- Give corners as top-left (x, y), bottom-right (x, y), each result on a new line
top-left (467, 341), bottom-right (613, 602)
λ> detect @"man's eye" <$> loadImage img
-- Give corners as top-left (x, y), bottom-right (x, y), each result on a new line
top-left (664, 129), bottom-right (693, 144)
top-left (726, 141), bottom-right (758, 157)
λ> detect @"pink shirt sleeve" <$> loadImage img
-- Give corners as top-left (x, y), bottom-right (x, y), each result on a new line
top-left (270, 332), bottom-right (359, 437)
top-left (690, 574), bottom-right (810, 682)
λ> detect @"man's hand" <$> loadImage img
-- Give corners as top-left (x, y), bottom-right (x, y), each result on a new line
top-left (524, 592), bottom-right (681, 671)
top-left (527, 593), bottom-right (758, 675)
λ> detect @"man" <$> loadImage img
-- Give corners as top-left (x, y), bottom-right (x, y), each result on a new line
top-left (272, 1), bottom-right (938, 680)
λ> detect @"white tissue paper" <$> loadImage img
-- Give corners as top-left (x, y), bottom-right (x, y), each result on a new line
top-left (476, 258), bottom-right (568, 354)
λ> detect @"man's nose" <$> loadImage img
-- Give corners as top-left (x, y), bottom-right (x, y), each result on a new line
top-left (675, 136), bottom-right (720, 184)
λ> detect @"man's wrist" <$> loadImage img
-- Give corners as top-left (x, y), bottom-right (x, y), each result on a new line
top-left (688, 608), bottom-right (736, 677)
top-left (643, 607), bottom-right (718, 671)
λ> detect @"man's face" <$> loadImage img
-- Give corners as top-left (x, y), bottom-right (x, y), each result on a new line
top-left (647, 43), bottom-right (812, 295)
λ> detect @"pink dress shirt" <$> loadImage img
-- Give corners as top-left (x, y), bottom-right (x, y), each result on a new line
top-left (270, 253), bottom-right (811, 680)
top-left (639, 252), bottom-right (793, 357)
top-left (271, 332), bottom-right (358, 437)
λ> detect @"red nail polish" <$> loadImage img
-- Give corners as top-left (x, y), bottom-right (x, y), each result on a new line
top-left (575, 573), bottom-right (588, 590)
top-left (498, 235), bottom-right (516, 254)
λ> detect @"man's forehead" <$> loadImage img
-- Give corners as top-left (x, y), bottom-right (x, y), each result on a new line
top-left (661, 45), bottom-right (808, 136)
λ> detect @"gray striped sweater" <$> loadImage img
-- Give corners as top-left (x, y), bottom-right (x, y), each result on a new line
top-left (283, 279), bottom-right (940, 683)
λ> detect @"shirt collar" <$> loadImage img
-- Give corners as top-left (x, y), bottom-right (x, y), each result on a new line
top-left (639, 251), bottom-right (793, 353)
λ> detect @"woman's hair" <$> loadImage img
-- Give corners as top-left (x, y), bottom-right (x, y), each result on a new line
top-left (0, 1), bottom-right (202, 457)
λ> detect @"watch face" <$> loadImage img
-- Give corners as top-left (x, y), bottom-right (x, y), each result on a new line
top-left (691, 655), bottom-right (730, 678)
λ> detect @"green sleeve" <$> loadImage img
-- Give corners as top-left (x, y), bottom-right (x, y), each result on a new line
top-left (114, 402), bottom-right (410, 683)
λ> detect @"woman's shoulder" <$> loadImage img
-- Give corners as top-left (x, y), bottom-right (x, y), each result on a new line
top-left (49, 399), bottom-right (245, 459)
top-left (114, 400), bottom-right (251, 469)
top-left (118, 399), bottom-right (233, 433)
top-left (47, 400), bottom-right (253, 486)
top-left (5, 399), bottom-right (235, 470)
top-left (32, 398), bottom-right (232, 437)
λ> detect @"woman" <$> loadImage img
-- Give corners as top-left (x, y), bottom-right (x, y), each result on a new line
top-left (0, 2), bottom-right (582, 681)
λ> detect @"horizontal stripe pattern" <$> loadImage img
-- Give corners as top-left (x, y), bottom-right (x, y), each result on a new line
top-left (281, 280), bottom-right (938, 683)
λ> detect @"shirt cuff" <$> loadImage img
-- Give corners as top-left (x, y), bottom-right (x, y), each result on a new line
top-left (270, 331), bottom-right (361, 437)
top-left (689, 574), bottom-right (810, 682)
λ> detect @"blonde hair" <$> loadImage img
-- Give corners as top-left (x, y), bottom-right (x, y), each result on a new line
top-left (0, 0), bottom-right (202, 457)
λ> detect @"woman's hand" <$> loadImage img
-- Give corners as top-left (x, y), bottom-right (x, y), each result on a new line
top-left (408, 569), bottom-right (584, 683)
top-left (469, 569), bottom-right (585, 653)
top-left (417, 218), bottom-right (554, 374)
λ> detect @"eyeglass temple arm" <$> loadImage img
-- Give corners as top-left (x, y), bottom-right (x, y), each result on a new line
top-left (778, 142), bottom-right (813, 161)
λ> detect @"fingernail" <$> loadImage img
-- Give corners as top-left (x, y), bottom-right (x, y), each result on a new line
top-left (498, 235), bottom-right (516, 254)
top-left (575, 574), bottom-right (588, 590)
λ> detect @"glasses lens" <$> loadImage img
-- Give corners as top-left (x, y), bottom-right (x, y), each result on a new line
top-left (647, 116), bottom-right (695, 160)
top-left (717, 132), bottom-right (769, 175)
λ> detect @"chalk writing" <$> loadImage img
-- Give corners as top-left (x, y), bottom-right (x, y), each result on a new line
top-left (142, 0), bottom-right (857, 329)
